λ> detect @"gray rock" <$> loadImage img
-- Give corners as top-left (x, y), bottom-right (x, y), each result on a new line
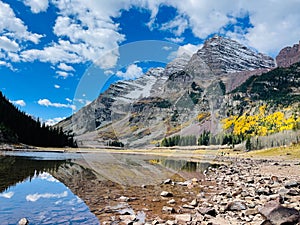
top-left (119, 196), bottom-right (130, 202)
top-left (165, 220), bottom-right (176, 225)
top-left (225, 201), bottom-right (247, 211)
top-left (163, 179), bottom-right (172, 184)
top-left (162, 206), bottom-right (175, 213)
top-left (167, 199), bottom-right (176, 204)
top-left (175, 214), bottom-right (192, 222)
top-left (259, 200), bottom-right (300, 225)
top-left (198, 207), bottom-right (217, 217)
top-left (285, 180), bottom-right (299, 188)
top-left (182, 204), bottom-right (195, 209)
top-left (160, 191), bottom-right (173, 197)
top-left (120, 215), bottom-right (136, 225)
top-left (256, 187), bottom-right (270, 195)
top-left (287, 189), bottom-right (299, 196)
top-left (189, 199), bottom-right (198, 207)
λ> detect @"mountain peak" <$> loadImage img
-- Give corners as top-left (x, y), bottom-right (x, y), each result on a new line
top-left (192, 36), bottom-right (275, 75)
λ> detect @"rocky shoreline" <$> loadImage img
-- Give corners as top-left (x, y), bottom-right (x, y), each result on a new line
top-left (91, 157), bottom-right (300, 225)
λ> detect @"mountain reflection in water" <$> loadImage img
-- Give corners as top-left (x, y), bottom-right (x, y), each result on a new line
top-left (0, 155), bottom-right (99, 225)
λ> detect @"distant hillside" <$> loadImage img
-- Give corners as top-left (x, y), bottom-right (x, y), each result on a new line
top-left (0, 92), bottom-right (76, 147)
top-left (233, 62), bottom-right (300, 105)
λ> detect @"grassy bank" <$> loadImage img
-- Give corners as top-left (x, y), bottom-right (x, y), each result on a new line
top-left (221, 144), bottom-right (300, 160)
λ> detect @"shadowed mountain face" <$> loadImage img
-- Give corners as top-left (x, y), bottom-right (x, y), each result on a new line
top-left (56, 36), bottom-right (300, 148)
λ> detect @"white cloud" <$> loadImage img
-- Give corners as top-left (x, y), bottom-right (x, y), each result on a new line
top-left (104, 69), bottom-right (114, 76)
top-left (65, 98), bottom-right (72, 103)
top-left (160, 15), bottom-right (189, 36)
top-left (21, 40), bottom-right (83, 64)
top-left (162, 46), bottom-right (172, 51)
top-left (56, 70), bottom-right (71, 78)
top-left (10, 99), bottom-right (26, 107)
top-left (38, 172), bottom-right (59, 182)
top-left (22, 0), bottom-right (49, 13)
top-left (137, 0), bottom-right (300, 55)
top-left (74, 98), bottom-right (92, 106)
top-left (116, 64), bottom-right (144, 80)
top-left (165, 37), bottom-right (185, 43)
top-left (54, 84), bottom-right (60, 89)
top-left (26, 191), bottom-right (68, 202)
top-left (0, 191), bottom-right (14, 199)
top-left (168, 43), bottom-right (202, 60)
top-left (242, 2), bottom-right (300, 54)
top-left (44, 117), bottom-right (66, 126)
top-left (57, 63), bottom-right (75, 71)
top-left (38, 98), bottom-right (76, 110)
top-left (0, 1), bottom-right (43, 44)
top-left (2, 0), bottom-right (300, 69)
top-left (0, 36), bottom-right (19, 52)
top-left (20, 1), bottom-right (125, 68)
top-left (0, 60), bottom-right (14, 70)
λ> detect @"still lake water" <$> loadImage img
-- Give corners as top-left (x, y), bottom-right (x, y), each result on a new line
top-left (0, 152), bottom-right (99, 225)
top-left (0, 151), bottom-right (217, 224)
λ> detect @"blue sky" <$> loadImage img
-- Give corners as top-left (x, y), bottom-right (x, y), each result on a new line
top-left (0, 0), bottom-right (300, 125)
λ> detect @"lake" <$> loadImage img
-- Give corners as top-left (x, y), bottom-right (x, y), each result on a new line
top-left (0, 150), bottom-right (218, 224)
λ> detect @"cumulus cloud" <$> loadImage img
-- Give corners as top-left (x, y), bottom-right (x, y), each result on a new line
top-left (57, 63), bottom-right (75, 71)
top-left (0, 191), bottom-right (14, 199)
top-left (10, 99), bottom-right (26, 107)
top-left (2, 0), bottom-right (300, 69)
top-left (0, 36), bottom-right (19, 52)
top-left (116, 64), bottom-right (144, 80)
top-left (44, 117), bottom-right (66, 126)
top-left (160, 15), bottom-right (189, 36)
top-left (26, 191), bottom-right (68, 202)
top-left (54, 84), bottom-right (60, 89)
top-left (22, 0), bottom-right (49, 13)
top-left (168, 43), bottom-right (202, 60)
top-left (0, 1), bottom-right (43, 44)
top-left (20, 0), bottom-right (125, 68)
top-left (158, 0), bottom-right (300, 55)
top-left (38, 98), bottom-right (76, 110)
top-left (56, 70), bottom-right (71, 78)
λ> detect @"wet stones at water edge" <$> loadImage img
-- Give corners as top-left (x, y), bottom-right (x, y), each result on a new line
top-left (100, 157), bottom-right (300, 225)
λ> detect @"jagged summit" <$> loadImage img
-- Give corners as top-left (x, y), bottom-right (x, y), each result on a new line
top-left (192, 35), bottom-right (275, 75)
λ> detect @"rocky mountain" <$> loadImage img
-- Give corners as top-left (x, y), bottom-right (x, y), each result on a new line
top-left (187, 35), bottom-right (275, 76)
top-left (276, 41), bottom-right (300, 67)
top-left (58, 36), bottom-right (298, 148)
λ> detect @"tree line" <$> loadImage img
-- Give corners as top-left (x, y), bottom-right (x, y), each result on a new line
top-left (0, 92), bottom-right (77, 147)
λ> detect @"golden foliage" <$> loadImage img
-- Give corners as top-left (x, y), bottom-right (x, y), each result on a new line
top-left (222, 105), bottom-right (300, 137)
top-left (197, 112), bottom-right (210, 122)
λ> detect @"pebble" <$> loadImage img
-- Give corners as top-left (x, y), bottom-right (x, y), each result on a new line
top-left (160, 191), bottom-right (173, 197)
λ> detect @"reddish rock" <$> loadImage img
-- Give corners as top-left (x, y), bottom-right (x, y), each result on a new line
top-left (276, 41), bottom-right (300, 68)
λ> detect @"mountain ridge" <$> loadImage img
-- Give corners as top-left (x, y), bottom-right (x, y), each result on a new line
top-left (57, 36), bottom-right (300, 148)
